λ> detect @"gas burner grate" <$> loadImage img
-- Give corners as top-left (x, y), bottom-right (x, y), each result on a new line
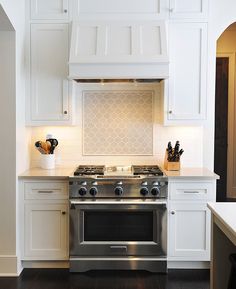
top-left (132, 165), bottom-right (164, 176)
top-left (74, 165), bottom-right (105, 176)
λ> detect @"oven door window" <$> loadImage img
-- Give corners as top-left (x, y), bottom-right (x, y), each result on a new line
top-left (84, 210), bottom-right (153, 241)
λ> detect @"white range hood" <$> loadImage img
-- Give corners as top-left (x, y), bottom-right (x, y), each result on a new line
top-left (68, 20), bottom-right (169, 79)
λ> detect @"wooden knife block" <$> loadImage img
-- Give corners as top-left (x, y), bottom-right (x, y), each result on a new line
top-left (164, 151), bottom-right (180, 171)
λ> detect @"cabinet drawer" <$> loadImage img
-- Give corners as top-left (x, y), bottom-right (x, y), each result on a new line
top-left (169, 182), bottom-right (214, 200)
top-left (24, 181), bottom-right (68, 200)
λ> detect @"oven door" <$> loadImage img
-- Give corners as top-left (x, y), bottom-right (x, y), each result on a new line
top-left (70, 200), bottom-right (167, 257)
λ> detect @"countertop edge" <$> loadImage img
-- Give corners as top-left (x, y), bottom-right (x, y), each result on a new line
top-left (207, 202), bottom-right (236, 239)
top-left (18, 167), bottom-right (219, 180)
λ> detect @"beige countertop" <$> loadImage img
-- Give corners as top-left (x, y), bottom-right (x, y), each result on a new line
top-left (19, 166), bottom-right (219, 180)
top-left (18, 167), bottom-right (75, 179)
top-left (164, 167), bottom-right (219, 179)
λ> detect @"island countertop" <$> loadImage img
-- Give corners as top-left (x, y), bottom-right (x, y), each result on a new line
top-left (207, 202), bottom-right (236, 245)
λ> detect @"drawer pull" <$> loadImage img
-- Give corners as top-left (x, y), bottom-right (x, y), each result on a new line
top-left (171, 211), bottom-right (175, 215)
top-left (37, 190), bottom-right (54, 194)
top-left (110, 246), bottom-right (127, 251)
top-left (184, 191), bottom-right (200, 194)
top-left (61, 211), bottom-right (66, 215)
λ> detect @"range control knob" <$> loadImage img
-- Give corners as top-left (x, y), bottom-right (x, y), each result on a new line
top-left (140, 187), bottom-right (149, 196)
top-left (151, 187), bottom-right (160, 196)
top-left (89, 187), bottom-right (98, 196)
top-left (78, 187), bottom-right (87, 196)
top-left (114, 186), bottom-right (123, 196)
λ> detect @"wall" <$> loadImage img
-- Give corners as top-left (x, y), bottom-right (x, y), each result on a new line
top-left (0, 0), bottom-right (30, 276)
top-left (204, 0), bottom-right (236, 171)
top-left (31, 83), bottom-right (203, 168)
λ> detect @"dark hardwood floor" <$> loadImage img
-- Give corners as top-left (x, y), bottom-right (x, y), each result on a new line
top-left (0, 269), bottom-right (209, 289)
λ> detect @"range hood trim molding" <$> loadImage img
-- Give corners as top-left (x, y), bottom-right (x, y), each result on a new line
top-left (69, 20), bottom-right (169, 79)
top-left (68, 63), bottom-right (169, 80)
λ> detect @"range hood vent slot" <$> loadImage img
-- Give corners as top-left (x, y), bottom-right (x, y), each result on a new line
top-left (69, 20), bottom-right (169, 79)
top-left (75, 79), bottom-right (162, 83)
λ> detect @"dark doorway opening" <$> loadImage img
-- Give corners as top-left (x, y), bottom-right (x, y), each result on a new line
top-left (214, 57), bottom-right (229, 201)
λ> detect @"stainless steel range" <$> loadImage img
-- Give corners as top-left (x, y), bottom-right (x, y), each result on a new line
top-left (69, 165), bottom-right (168, 273)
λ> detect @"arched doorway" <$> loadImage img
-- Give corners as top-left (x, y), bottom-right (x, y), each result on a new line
top-left (214, 23), bottom-right (236, 201)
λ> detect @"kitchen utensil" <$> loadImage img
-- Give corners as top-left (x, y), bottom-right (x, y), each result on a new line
top-left (35, 141), bottom-right (48, 154)
top-left (46, 138), bottom-right (58, 154)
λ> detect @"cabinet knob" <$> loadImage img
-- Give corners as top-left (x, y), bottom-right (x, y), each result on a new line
top-left (64, 9), bottom-right (68, 13)
top-left (61, 211), bottom-right (66, 215)
top-left (64, 110), bottom-right (68, 115)
top-left (169, 110), bottom-right (172, 114)
top-left (171, 211), bottom-right (175, 215)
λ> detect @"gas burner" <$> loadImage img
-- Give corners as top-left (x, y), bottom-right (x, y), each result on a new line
top-left (74, 165), bottom-right (105, 176)
top-left (132, 165), bottom-right (164, 176)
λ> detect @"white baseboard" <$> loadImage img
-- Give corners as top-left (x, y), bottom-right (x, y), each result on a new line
top-left (22, 261), bottom-right (69, 268)
top-left (0, 255), bottom-right (18, 276)
top-left (168, 261), bottom-right (210, 269)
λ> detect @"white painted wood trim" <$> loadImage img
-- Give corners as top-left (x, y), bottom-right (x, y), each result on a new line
top-left (0, 255), bottom-right (18, 276)
top-left (167, 261), bottom-right (210, 269)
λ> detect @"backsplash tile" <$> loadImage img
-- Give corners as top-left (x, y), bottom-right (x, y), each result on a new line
top-left (83, 90), bottom-right (153, 155)
top-left (30, 83), bottom-right (203, 168)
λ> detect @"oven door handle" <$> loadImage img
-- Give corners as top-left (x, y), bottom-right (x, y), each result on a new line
top-left (110, 245), bottom-right (128, 252)
top-left (69, 200), bottom-right (167, 206)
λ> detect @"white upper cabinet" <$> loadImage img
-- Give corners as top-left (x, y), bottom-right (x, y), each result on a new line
top-left (75, 0), bottom-right (169, 19)
top-left (169, 0), bottom-right (209, 19)
top-left (31, 0), bottom-right (69, 20)
top-left (29, 23), bottom-right (72, 125)
top-left (165, 22), bottom-right (207, 124)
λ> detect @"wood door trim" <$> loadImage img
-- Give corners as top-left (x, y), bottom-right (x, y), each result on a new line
top-left (217, 53), bottom-right (235, 198)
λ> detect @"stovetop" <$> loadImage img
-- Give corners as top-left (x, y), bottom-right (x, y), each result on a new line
top-left (74, 165), bottom-right (105, 176)
top-left (70, 165), bottom-right (167, 199)
top-left (73, 165), bottom-right (164, 177)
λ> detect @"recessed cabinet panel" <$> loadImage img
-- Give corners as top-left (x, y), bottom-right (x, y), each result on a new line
top-left (31, 24), bottom-right (69, 122)
top-left (31, 0), bottom-right (69, 20)
top-left (170, 0), bottom-right (208, 19)
top-left (76, 26), bottom-right (97, 56)
top-left (141, 25), bottom-right (161, 55)
top-left (77, 0), bottom-right (163, 15)
top-left (24, 203), bottom-right (68, 259)
top-left (169, 203), bottom-right (210, 259)
top-left (107, 26), bottom-right (132, 56)
top-left (169, 181), bottom-right (214, 201)
top-left (167, 22), bottom-right (207, 122)
top-left (70, 21), bottom-right (168, 64)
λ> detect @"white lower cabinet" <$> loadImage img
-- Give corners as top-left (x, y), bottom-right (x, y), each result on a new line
top-left (168, 178), bottom-right (216, 263)
top-left (168, 202), bottom-right (210, 260)
top-left (21, 180), bottom-right (69, 261)
top-left (24, 203), bottom-right (68, 260)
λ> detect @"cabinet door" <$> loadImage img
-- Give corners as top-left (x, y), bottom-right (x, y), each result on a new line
top-left (31, 0), bottom-right (69, 20)
top-left (166, 22), bottom-right (207, 123)
top-left (30, 24), bottom-right (70, 123)
top-left (169, 0), bottom-right (208, 19)
top-left (168, 202), bottom-right (210, 260)
top-left (24, 203), bottom-right (68, 260)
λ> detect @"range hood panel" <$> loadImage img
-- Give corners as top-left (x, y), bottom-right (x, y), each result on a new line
top-left (69, 20), bottom-right (169, 79)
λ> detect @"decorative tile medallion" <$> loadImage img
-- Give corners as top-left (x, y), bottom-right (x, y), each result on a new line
top-left (83, 90), bottom-right (153, 155)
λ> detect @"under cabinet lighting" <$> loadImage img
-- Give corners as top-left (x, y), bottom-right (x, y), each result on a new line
top-left (75, 79), bottom-right (162, 83)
